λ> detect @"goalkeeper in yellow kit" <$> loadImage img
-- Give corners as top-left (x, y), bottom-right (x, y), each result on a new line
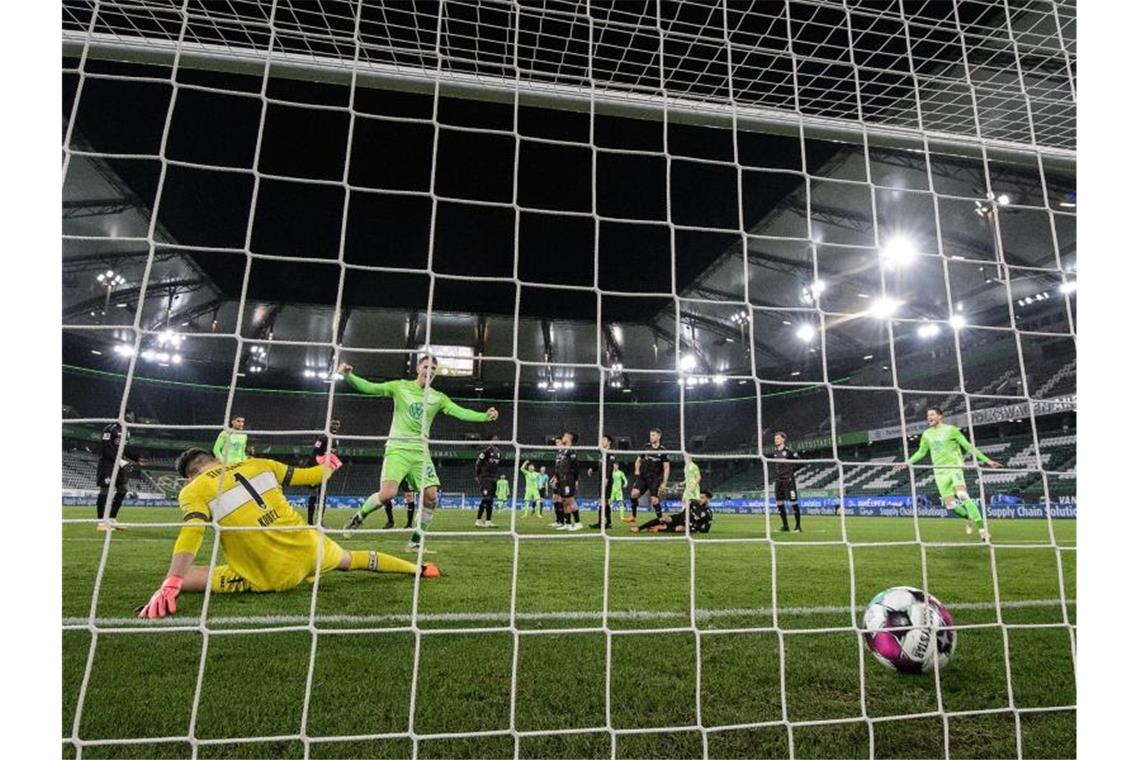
top-left (138, 448), bottom-right (439, 619)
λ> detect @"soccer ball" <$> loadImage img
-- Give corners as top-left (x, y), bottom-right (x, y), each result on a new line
top-left (863, 586), bottom-right (956, 674)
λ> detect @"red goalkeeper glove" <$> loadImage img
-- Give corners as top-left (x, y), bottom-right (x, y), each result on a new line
top-left (316, 453), bottom-right (343, 472)
top-left (138, 576), bottom-right (182, 619)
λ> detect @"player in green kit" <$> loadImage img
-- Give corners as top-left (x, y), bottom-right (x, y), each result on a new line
top-left (520, 461), bottom-right (542, 517)
top-left (495, 474), bottom-right (510, 514)
top-left (609, 461), bottom-right (629, 521)
top-left (894, 407), bottom-right (1001, 541)
top-left (213, 415), bottom-right (249, 465)
top-left (340, 355), bottom-right (499, 552)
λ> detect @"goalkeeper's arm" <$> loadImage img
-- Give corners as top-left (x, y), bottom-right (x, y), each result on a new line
top-left (951, 427), bottom-right (1001, 468)
top-left (894, 436), bottom-right (930, 470)
top-left (441, 395), bottom-right (499, 422)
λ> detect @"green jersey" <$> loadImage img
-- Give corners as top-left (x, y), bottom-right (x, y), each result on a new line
top-left (908, 424), bottom-right (991, 469)
top-left (213, 430), bottom-right (248, 464)
top-left (496, 478), bottom-right (510, 499)
top-left (682, 460), bottom-right (701, 501)
top-left (521, 465), bottom-right (541, 495)
top-left (345, 373), bottom-right (490, 452)
top-left (610, 469), bottom-right (628, 501)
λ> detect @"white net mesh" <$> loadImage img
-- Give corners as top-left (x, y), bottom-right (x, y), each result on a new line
top-left (63, 1), bottom-right (1076, 757)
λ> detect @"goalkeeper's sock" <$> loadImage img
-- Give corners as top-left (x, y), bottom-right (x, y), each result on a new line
top-left (792, 503), bottom-right (801, 530)
top-left (96, 489), bottom-right (109, 520)
top-left (359, 493), bottom-right (382, 518)
top-left (349, 550), bottom-right (418, 575)
top-left (948, 501), bottom-right (969, 519)
top-left (383, 499), bottom-right (394, 524)
top-left (405, 500), bottom-right (416, 528)
top-left (963, 498), bottom-right (984, 527)
top-left (778, 504), bottom-right (789, 530)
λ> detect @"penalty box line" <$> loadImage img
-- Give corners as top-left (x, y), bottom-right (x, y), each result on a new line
top-left (65, 598), bottom-right (1075, 628)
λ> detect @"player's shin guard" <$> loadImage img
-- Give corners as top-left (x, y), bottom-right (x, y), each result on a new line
top-left (349, 550), bottom-right (418, 574)
top-left (777, 502), bottom-right (789, 530)
top-left (359, 493), bottom-right (382, 519)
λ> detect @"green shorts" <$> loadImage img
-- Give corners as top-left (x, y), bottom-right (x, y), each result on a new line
top-left (381, 449), bottom-right (441, 492)
top-left (525, 489), bottom-right (540, 501)
top-left (934, 468), bottom-right (967, 499)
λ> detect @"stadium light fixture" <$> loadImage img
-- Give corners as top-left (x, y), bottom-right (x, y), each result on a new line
top-left (141, 349), bottom-right (155, 361)
top-left (713, 374), bottom-right (727, 385)
top-left (565, 380), bottom-right (575, 389)
top-left (880, 236), bottom-right (917, 268)
top-left (1059, 280), bottom-right (1077, 295)
top-left (869, 297), bottom-right (901, 319)
top-left (917, 323), bottom-right (940, 339)
top-left (997, 193), bottom-right (1011, 206)
top-left (171, 354), bottom-right (182, 365)
top-left (949, 314), bottom-right (967, 330)
top-left (796, 324), bottom-right (816, 342)
top-left (303, 370), bottom-right (316, 378)
top-left (537, 380), bottom-right (547, 389)
top-left (679, 353), bottom-right (698, 372)
top-left (113, 343), bottom-right (134, 357)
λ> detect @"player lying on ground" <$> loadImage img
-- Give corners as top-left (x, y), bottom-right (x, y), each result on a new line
top-left (340, 355), bottom-right (498, 552)
top-left (520, 460), bottom-right (542, 517)
top-left (551, 430), bottom-right (581, 531)
top-left (213, 415), bottom-right (250, 465)
top-left (626, 427), bottom-right (670, 522)
top-left (95, 408), bottom-right (148, 531)
top-left (137, 448), bottom-right (438, 619)
top-left (770, 431), bottom-right (803, 532)
top-left (631, 488), bottom-right (713, 535)
top-left (893, 406), bottom-right (1001, 540)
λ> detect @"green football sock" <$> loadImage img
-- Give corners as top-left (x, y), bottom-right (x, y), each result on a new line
top-left (360, 494), bottom-right (381, 517)
top-left (962, 498), bottom-right (984, 527)
top-left (948, 502), bottom-right (969, 519)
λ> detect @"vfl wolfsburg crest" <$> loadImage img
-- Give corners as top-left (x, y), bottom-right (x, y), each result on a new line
top-left (408, 401), bottom-right (424, 420)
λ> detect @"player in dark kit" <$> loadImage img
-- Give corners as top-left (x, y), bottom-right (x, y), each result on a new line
top-left (771, 431), bottom-right (803, 532)
top-left (589, 434), bottom-right (618, 529)
top-left (306, 419), bottom-right (340, 526)
top-left (95, 409), bottom-right (147, 531)
top-left (551, 431), bottom-right (581, 531)
top-left (626, 427), bottom-right (670, 522)
top-left (474, 437), bottom-right (501, 528)
top-left (632, 489), bottom-right (713, 534)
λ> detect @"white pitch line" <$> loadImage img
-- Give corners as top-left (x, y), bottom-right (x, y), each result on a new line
top-left (63, 598), bottom-right (1075, 628)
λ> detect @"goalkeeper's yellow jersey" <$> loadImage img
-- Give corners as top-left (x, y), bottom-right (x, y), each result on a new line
top-left (175, 458), bottom-right (338, 591)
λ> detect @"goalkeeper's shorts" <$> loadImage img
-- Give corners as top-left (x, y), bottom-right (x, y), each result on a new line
top-left (934, 468), bottom-right (967, 500)
top-left (210, 535), bottom-right (346, 593)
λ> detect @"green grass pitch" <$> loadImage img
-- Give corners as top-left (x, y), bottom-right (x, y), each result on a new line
top-left (63, 506), bottom-right (1075, 759)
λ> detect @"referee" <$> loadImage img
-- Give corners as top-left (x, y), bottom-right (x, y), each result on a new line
top-left (306, 418), bottom-right (340, 525)
top-left (771, 431), bottom-right (803, 532)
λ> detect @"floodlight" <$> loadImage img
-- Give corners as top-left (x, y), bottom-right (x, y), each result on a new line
top-left (869, 297), bottom-right (901, 319)
top-left (880, 236), bottom-right (917, 268)
top-left (796, 324), bottom-right (816, 342)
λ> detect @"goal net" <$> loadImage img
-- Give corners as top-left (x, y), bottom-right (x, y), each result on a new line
top-left (62, 1), bottom-right (1076, 757)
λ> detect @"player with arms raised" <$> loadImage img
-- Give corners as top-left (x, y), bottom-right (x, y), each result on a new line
top-left (137, 448), bottom-right (437, 619)
top-left (894, 407), bottom-right (1001, 540)
top-left (340, 355), bottom-right (499, 551)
